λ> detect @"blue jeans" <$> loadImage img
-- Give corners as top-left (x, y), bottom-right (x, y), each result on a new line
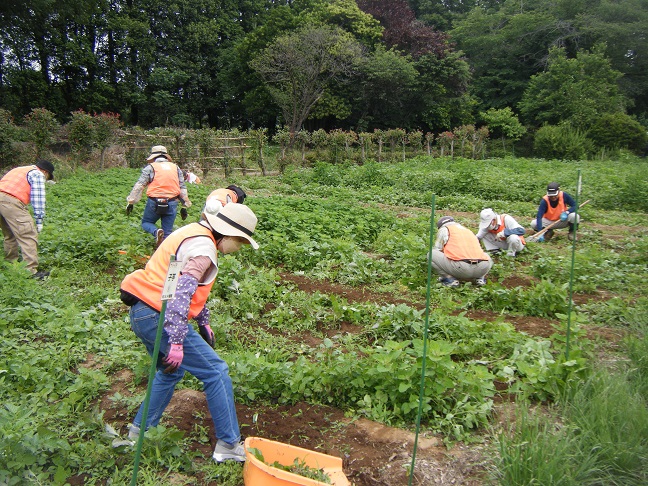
top-left (129, 300), bottom-right (241, 444)
top-left (141, 197), bottom-right (179, 240)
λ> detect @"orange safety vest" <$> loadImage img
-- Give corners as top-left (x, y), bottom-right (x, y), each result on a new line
top-left (120, 223), bottom-right (217, 318)
top-left (488, 214), bottom-right (525, 245)
top-left (0, 165), bottom-right (36, 204)
top-left (206, 188), bottom-right (239, 206)
top-left (443, 224), bottom-right (489, 261)
top-left (542, 192), bottom-right (567, 221)
top-left (146, 161), bottom-right (181, 198)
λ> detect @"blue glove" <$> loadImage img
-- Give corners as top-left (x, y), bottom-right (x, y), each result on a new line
top-left (560, 211), bottom-right (569, 221)
top-left (536, 235), bottom-right (545, 243)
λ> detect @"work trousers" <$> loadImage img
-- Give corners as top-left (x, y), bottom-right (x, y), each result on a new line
top-left (430, 249), bottom-right (492, 281)
top-left (129, 300), bottom-right (241, 445)
top-left (0, 192), bottom-right (39, 273)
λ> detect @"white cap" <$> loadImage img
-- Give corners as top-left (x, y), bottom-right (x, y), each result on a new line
top-left (479, 208), bottom-right (498, 230)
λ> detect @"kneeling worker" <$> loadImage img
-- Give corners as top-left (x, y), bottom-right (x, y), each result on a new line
top-left (476, 208), bottom-right (526, 257)
top-left (531, 182), bottom-right (580, 241)
top-left (430, 216), bottom-right (492, 287)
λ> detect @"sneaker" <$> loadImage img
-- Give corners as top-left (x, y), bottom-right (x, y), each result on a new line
top-left (506, 251), bottom-right (517, 257)
top-left (127, 424), bottom-right (140, 441)
top-left (212, 439), bottom-right (246, 463)
top-left (474, 277), bottom-right (487, 286)
top-left (439, 277), bottom-right (460, 288)
top-left (32, 270), bottom-right (50, 280)
top-left (568, 232), bottom-right (578, 242)
top-left (155, 229), bottom-right (164, 247)
top-left (544, 229), bottom-right (554, 241)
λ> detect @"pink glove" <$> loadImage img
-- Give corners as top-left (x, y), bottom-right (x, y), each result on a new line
top-left (199, 324), bottom-right (215, 348)
top-left (163, 344), bottom-right (184, 373)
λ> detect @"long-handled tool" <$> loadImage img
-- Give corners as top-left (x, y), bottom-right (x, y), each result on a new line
top-left (528, 199), bottom-right (590, 242)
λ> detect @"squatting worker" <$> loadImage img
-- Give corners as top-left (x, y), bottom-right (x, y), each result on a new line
top-left (531, 182), bottom-right (580, 242)
top-left (120, 202), bottom-right (259, 463)
top-left (430, 216), bottom-right (492, 287)
top-left (476, 208), bottom-right (526, 257)
top-left (126, 145), bottom-right (192, 248)
top-left (0, 160), bottom-right (54, 278)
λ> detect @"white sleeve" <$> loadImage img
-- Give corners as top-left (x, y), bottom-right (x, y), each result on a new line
top-left (176, 236), bottom-right (218, 285)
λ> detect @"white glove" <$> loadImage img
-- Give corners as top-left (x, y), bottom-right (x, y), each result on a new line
top-left (36, 223), bottom-right (43, 233)
top-left (204, 198), bottom-right (223, 215)
top-left (184, 199), bottom-right (192, 208)
top-left (496, 230), bottom-right (505, 240)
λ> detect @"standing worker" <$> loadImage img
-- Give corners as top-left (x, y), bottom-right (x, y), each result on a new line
top-left (120, 202), bottom-right (259, 463)
top-left (430, 216), bottom-right (493, 287)
top-left (476, 208), bottom-right (526, 257)
top-left (0, 160), bottom-right (54, 278)
top-left (531, 182), bottom-right (580, 241)
top-left (126, 145), bottom-right (192, 247)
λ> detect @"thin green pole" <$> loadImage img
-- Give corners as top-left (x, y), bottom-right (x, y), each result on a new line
top-left (408, 195), bottom-right (436, 485)
top-left (564, 170), bottom-right (582, 360)
top-left (130, 255), bottom-right (175, 486)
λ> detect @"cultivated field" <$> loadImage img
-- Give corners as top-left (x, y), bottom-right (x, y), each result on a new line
top-left (1, 156), bottom-right (646, 485)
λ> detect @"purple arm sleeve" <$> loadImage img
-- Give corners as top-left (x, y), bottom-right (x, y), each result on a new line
top-left (164, 273), bottom-right (199, 344)
top-left (193, 306), bottom-right (210, 327)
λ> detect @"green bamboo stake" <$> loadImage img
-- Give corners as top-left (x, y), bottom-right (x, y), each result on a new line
top-left (131, 255), bottom-right (177, 486)
top-left (408, 195), bottom-right (436, 485)
top-left (564, 171), bottom-right (582, 360)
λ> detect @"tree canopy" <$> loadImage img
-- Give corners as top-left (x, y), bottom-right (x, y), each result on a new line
top-left (0, 0), bottom-right (645, 138)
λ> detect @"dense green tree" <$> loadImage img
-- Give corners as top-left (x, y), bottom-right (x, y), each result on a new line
top-left (451, 0), bottom-right (648, 122)
top-left (574, 0), bottom-right (648, 120)
top-left (412, 51), bottom-right (475, 132)
top-left (480, 107), bottom-right (526, 154)
top-left (588, 113), bottom-right (648, 154)
top-left (249, 25), bottom-right (364, 134)
top-left (349, 47), bottom-right (419, 131)
top-left (519, 45), bottom-right (626, 129)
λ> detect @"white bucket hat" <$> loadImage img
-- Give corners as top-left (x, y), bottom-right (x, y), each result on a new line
top-left (147, 145), bottom-right (171, 161)
top-left (203, 203), bottom-right (259, 249)
top-left (479, 208), bottom-right (498, 230)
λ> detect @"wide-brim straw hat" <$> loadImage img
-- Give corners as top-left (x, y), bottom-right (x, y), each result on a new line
top-left (203, 203), bottom-right (259, 249)
top-left (147, 145), bottom-right (172, 161)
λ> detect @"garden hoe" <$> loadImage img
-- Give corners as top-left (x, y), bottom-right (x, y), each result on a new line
top-left (527, 199), bottom-right (590, 242)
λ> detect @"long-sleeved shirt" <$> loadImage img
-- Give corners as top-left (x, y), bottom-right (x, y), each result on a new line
top-left (126, 158), bottom-right (189, 205)
top-left (476, 214), bottom-right (525, 240)
top-left (27, 169), bottom-right (46, 225)
top-left (536, 192), bottom-right (576, 231)
top-left (164, 255), bottom-right (215, 344)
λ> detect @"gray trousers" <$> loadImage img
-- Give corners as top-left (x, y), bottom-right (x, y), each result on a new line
top-left (481, 233), bottom-right (525, 253)
top-left (430, 249), bottom-right (492, 281)
top-left (530, 212), bottom-right (579, 231)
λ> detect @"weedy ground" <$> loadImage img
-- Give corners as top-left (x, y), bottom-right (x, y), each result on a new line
top-left (1, 156), bottom-right (646, 485)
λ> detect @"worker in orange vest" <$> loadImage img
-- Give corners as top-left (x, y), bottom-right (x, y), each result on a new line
top-left (531, 182), bottom-right (580, 241)
top-left (120, 202), bottom-right (259, 463)
top-left (476, 208), bottom-right (526, 257)
top-left (430, 216), bottom-right (493, 287)
top-left (183, 170), bottom-right (201, 184)
top-left (0, 160), bottom-right (55, 279)
top-left (126, 145), bottom-right (192, 248)
top-left (203, 185), bottom-right (246, 215)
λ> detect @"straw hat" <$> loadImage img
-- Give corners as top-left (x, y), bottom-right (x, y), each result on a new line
top-left (203, 203), bottom-right (259, 249)
top-left (147, 145), bottom-right (171, 161)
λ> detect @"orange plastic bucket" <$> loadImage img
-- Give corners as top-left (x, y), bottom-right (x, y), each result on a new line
top-left (243, 437), bottom-right (350, 486)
